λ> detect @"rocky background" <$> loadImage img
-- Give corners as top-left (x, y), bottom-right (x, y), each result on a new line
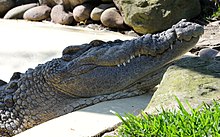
top-left (0, 0), bottom-right (206, 35)
top-left (1, 0), bottom-right (219, 55)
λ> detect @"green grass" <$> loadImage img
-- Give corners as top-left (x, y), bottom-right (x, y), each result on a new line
top-left (200, 0), bottom-right (220, 20)
top-left (209, 0), bottom-right (220, 19)
top-left (212, 7), bottom-right (220, 19)
top-left (114, 97), bottom-right (220, 137)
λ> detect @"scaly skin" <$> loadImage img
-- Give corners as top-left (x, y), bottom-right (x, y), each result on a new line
top-left (0, 19), bottom-right (203, 136)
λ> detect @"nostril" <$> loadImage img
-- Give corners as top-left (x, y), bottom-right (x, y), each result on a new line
top-left (193, 25), bottom-right (204, 37)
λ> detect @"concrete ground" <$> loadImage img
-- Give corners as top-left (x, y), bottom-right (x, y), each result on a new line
top-left (15, 94), bottom-right (152, 137)
top-left (0, 19), bottom-right (134, 82)
top-left (0, 19), bottom-right (152, 137)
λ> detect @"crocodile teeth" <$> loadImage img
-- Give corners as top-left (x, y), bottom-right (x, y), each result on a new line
top-left (117, 56), bottom-right (136, 67)
top-left (130, 55), bottom-right (135, 59)
top-left (138, 54), bottom-right (141, 57)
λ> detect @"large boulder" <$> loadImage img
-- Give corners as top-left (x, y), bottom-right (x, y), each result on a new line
top-left (194, 21), bottom-right (220, 51)
top-left (145, 56), bottom-right (220, 114)
top-left (51, 5), bottom-right (74, 25)
top-left (113, 0), bottom-right (201, 34)
top-left (90, 3), bottom-right (114, 21)
top-left (73, 3), bottom-right (95, 22)
top-left (0, 0), bottom-right (15, 17)
top-left (4, 3), bottom-right (38, 19)
top-left (100, 7), bottom-right (126, 29)
top-left (23, 5), bottom-right (51, 21)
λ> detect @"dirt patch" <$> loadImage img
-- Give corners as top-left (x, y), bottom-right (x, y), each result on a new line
top-left (191, 20), bottom-right (220, 54)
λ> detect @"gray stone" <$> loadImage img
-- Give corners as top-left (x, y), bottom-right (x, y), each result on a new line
top-left (90, 3), bottom-right (114, 21)
top-left (23, 5), bottom-right (51, 21)
top-left (199, 48), bottom-right (219, 61)
top-left (73, 3), bottom-right (94, 22)
top-left (113, 0), bottom-right (201, 34)
top-left (195, 21), bottom-right (220, 50)
top-left (145, 57), bottom-right (220, 114)
top-left (4, 3), bottom-right (38, 19)
top-left (100, 7), bottom-right (125, 29)
top-left (0, 0), bottom-right (15, 17)
top-left (51, 5), bottom-right (73, 25)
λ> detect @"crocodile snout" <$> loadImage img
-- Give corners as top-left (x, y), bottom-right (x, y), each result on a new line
top-left (174, 19), bottom-right (204, 41)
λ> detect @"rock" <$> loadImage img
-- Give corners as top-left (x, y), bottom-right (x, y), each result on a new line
top-left (23, 5), bottom-right (51, 21)
top-left (73, 3), bottom-right (94, 22)
top-left (194, 21), bottom-right (220, 51)
top-left (0, 0), bottom-right (15, 17)
top-left (90, 3), bottom-right (114, 21)
top-left (4, 3), bottom-right (38, 19)
top-left (51, 5), bottom-right (73, 25)
top-left (113, 0), bottom-right (201, 34)
top-left (100, 7), bottom-right (126, 29)
top-left (145, 57), bottom-right (220, 114)
top-left (199, 48), bottom-right (219, 61)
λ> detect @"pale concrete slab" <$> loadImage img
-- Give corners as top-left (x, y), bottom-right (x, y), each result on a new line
top-left (15, 93), bottom-right (152, 137)
top-left (0, 19), bottom-right (134, 82)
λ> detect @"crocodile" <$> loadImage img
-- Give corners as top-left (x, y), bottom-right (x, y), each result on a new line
top-left (0, 19), bottom-right (203, 136)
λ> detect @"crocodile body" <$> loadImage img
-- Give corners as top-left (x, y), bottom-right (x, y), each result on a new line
top-left (0, 19), bottom-right (203, 136)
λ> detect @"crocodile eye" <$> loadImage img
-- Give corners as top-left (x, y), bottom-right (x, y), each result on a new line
top-left (62, 44), bottom-right (91, 61)
top-left (89, 40), bottom-right (106, 47)
top-left (62, 45), bottom-right (84, 61)
top-left (62, 45), bottom-right (83, 55)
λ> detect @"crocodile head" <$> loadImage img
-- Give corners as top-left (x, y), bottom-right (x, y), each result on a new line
top-left (46, 19), bottom-right (204, 97)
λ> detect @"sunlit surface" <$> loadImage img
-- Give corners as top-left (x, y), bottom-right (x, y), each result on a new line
top-left (0, 19), bottom-right (134, 81)
top-left (15, 93), bottom-right (152, 137)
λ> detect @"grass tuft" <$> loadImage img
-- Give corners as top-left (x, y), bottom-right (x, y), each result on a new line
top-left (116, 97), bottom-right (220, 137)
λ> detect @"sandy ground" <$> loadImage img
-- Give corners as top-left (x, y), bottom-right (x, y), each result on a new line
top-left (0, 19), bottom-right (134, 82)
